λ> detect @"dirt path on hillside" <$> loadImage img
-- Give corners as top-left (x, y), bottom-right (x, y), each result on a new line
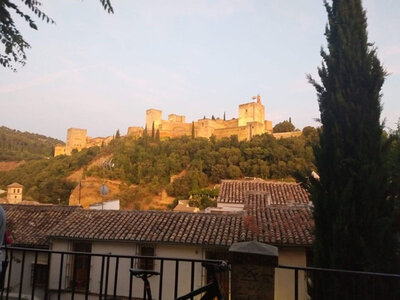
top-left (0, 161), bottom-right (25, 172)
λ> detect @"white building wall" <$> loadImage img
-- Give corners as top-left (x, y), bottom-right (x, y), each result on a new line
top-left (275, 247), bottom-right (307, 300)
top-left (46, 240), bottom-right (205, 300)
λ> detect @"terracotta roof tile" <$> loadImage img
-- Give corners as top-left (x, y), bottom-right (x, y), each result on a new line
top-left (218, 179), bottom-right (310, 205)
top-left (2, 193), bottom-right (313, 248)
top-left (3, 204), bottom-right (79, 248)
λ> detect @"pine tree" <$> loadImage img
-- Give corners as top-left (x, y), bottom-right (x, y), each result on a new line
top-left (309, 1), bottom-right (398, 298)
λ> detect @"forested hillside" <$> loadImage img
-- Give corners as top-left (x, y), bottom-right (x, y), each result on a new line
top-left (0, 126), bottom-right (63, 161)
top-left (0, 127), bottom-right (319, 207)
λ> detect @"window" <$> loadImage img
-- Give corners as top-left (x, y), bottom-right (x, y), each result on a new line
top-left (70, 242), bottom-right (91, 290)
top-left (138, 246), bottom-right (154, 270)
top-left (31, 263), bottom-right (48, 287)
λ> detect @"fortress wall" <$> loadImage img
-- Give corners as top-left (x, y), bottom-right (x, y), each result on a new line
top-left (168, 114), bottom-right (186, 123)
top-left (238, 102), bottom-right (265, 127)
top-left (146, 109), bottom-right (162, 130)
top-left (214, 126), bottom-right (249, 141)
top-left (248, 122), bottom-right (265, 138)
top-left (127, 126), bottom-right (144, 138)
top-left (265, 120), bottom-right (273, 133)
top-left (196, 119), bottom-right (225, 138)
top-left (66, 128), bottom-right (87, 155)
top-left (54, 145), bottom-right (66, 157)
top-left (272, 131), bottom-right (302, 139)
top-left (159, 122), bottom-right (192, 138)
top-left (223, 119), bottom-right (239, 127)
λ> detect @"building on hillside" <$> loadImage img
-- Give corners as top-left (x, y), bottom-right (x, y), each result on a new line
top-left (144, 95), bottom-right (274, 141)
top-left (2, 179), bottom-right (312, 300)
top-left (89, 199), bottom-right (120, 210)
top-left (56, 95), bottom-right (302, 156)
top-left (173, 199), bottom-right (200, 213)
top-left (6, 182), bottom-right (23, 203)
top-left (54, 128), bottom-right (112, 156)
top-left (206, 178), bottom-right (310, 213)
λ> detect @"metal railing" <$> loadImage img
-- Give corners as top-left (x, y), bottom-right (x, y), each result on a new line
top-left (277, 264), bottom-right (400, 300)
top-left (0, 246), bottom-right (226, 300)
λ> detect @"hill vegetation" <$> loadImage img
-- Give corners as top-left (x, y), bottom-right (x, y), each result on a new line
top-left (0, 128), bottom-right (318, 208)
top-left (0, 126), bottom-right (63, 161)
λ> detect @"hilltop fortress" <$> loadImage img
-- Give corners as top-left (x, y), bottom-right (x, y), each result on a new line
top-left (55, 95), bottom-right (301, 156)
top-left (54, 129), bottom-right (113, 156)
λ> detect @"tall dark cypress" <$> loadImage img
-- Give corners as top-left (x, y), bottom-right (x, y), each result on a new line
top-left (309, 0), bottom-right (397, 298)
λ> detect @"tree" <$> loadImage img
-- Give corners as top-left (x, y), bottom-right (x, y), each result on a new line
top-left (115, 129), bottom-right (120, 139)
top-left (0, 0), bottom-right (113, 71)
top-left (308, 1), bottom-right (398, 298)
top-left (273, 120), bottom-right (295, 133)
top-left (151, 121), bottom-right (155, 139)
top-left (191, 122), bottom-right (195, 139)
top-left (155, 129), bottom-right (160, 142)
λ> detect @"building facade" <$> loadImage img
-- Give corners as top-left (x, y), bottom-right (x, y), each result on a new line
top-left (6, 182), bottom-right (23, 203)
top-left (144, 95), bottom-right (273, 141)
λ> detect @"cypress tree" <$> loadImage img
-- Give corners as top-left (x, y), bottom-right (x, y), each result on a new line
top-left (151, 121), bottom-right (155, 139)
top-left (191, 122), bottom-right (195, 139)
top-left (155, 129), bottom-right (160, 142)
top-left (309, 0), bottom-right (398, 298)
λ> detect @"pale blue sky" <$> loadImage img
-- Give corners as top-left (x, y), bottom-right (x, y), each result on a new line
top-left (1, 0), bottom-right (399, 140)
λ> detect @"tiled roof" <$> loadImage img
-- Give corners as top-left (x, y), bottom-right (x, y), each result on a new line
top-left (218, 180), bottom-right (309, 205)
top-left (245, 203), bottom-right (313, 245)
top-left (49, 210), bottom-right (243, 247)
top-left (49, 207), bottom-right (312, 247)
top-left (7, 182), bottom-right (23, 188)
top-left (3, 204), bottom-right (79, 248)
top-left (2, 198), bottom-right (313, 248)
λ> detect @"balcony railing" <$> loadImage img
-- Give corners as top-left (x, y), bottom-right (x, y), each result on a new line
top-left (0, 246), bottom-right (226, 300)
top-left (276, 264), bottom-right (400, 300)
top-left (1, 246), bottom-right (399, 300)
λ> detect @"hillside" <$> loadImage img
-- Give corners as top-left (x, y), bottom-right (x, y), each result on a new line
top-left (0, 126), bottom-right (63, 161)
top-left (0, 128), bottom-right (318, 209)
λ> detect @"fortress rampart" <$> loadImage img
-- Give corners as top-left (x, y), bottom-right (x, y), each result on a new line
top-left (55, 95), bottom-right (300, 156)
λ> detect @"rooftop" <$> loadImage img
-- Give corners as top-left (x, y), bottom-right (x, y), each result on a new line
top-left (3, 202), bottom-right (313, 249)
top-left (218, 179), bottom-right (309, 205)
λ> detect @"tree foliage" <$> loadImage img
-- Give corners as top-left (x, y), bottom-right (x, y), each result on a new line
top-left (0, 128), bottom-right (317, 208)
top-left (308, 0), bottom-right (398, 298)
top-left (0, 146), bottom-right (100, 203)
top-left (0, 126), bottom-right (63, 160)
top-left (0, 0), bottom-right (113, 71)
top-left (273, 120), bottom-right (295, 133)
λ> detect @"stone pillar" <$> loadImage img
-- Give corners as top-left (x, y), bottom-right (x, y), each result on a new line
top-left (229, 241), bottom-right (278, 300)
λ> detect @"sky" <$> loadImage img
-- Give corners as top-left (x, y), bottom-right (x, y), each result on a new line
top-left (1, 0), bottom-right (399, 141)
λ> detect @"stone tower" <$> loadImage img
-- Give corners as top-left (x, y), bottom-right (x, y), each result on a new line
top-left (146, 109), bottom-right (162, 131)
top-left (238, 95), bottom-right (265, 127)
top-left (66, 128), bottom-right (87, 155)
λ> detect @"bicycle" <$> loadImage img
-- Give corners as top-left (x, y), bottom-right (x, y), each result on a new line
top-left (130, 261), bottom-right (229, 300)
top-left (176, 261), bottom-right (230, 300)
top-left (129, 268), bottom-right (160, 300)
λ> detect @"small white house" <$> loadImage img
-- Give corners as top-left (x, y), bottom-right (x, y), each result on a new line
top-left (7, 182), bottom-right (23, 203)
